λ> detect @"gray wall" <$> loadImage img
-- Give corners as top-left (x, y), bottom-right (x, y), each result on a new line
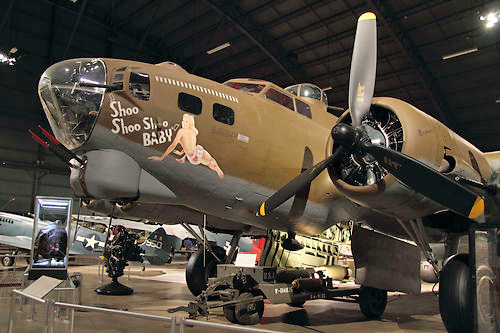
top-left (0, 116), bottom-right (73, 214)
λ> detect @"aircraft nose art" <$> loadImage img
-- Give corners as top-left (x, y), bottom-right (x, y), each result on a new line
top-left (38, 59), bottom-right (106, 150)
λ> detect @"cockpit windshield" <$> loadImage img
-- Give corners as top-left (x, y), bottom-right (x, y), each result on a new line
top-left (225, 82), bottom-right (266, 94)
top-left (285, 83), bottom-right (328, 105)
top-left (300, 84), bottom-right (322, 100)
top-left (285, 85), bottom-right (298, 96)
top-left (38, 59), bottom-right (106, 149)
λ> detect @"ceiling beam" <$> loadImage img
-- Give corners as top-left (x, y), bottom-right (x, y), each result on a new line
top-left (136, 2), bottom-right (162, 52)
top-left (201, 0), bottom-right (306, 82)
top-left (367, 0), bottom-right (455, 128)
top-left (62, 0), bottom-right (88, 59)
top-left (115, 0), bottom-right (159, 29)
top-left (0, 0), bottom-right (16, 34)
top-left (41, 0), bottom-right (180, 64)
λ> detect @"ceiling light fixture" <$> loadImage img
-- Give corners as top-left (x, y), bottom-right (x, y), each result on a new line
top-left (206, 42), bottom-right (231, 55)
top-left (480, 10), bottom-right (500, 28)
top-left (496, 99), bottom-right (500, 103)
top-left (0, 47), bottom-right (20, 66)
top-left (442, 48), bottom-right (478, 60)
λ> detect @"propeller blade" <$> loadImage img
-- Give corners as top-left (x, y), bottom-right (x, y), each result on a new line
top-left (362, 143), bottom-right (484, 219)
top-left (348, 12), bottom-right (377, 128)
top-left (260, 148), bottom-right (343, 216)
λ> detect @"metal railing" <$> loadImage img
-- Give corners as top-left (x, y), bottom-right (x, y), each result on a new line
top-left (8, 289), bottom-right (285, 333)
top-left (180, 318), bottom-right (283, 333)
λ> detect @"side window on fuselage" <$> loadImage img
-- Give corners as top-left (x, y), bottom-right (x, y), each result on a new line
top-left (178, 93), bottom-right (202, 115)
top-left (129, 72), bottom-right (150, 101)
top-left (213, 103), bottom-right (234, 125)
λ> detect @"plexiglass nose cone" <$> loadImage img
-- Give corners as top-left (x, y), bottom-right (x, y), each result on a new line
top-left (38, 59), bottom-right (107, 149)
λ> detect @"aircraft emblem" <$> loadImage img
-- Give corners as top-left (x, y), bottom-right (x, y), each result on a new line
top-left (356, 82), bottom-right (365, 102)
top-left (76, 234), bottom-right (105, 251)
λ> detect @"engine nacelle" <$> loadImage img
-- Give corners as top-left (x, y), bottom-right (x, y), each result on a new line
top-left (326, 97), bottom-right (491, 220)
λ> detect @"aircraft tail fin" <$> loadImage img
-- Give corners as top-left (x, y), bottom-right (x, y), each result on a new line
top-left (140, 227), bottom-right (182, 265)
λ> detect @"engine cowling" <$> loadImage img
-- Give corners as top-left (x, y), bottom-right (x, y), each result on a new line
top-left (326, 97), bottom-right (491, 220)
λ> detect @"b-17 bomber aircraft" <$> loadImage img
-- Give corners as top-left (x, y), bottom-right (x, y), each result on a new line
top-left (34, 11), bottom-right (500, 332)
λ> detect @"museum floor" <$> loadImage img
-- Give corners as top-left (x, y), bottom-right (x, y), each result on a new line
top-left (0, 257), bottom-right (446, 333)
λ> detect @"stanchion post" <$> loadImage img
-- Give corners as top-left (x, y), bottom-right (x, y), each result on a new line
top-left (69, 303), bottom-right (75, 333)
top-left (42, 299), bottom-right (50, 333)
top-left (170, 315), bottom-right (176, 333)
top-left (28, 299), bottom-right (34, 321)
top-left (7, 292), bottom-right (16, 333)
top-left (47, 299), bottom-right (55, 333)
top-left (179, 317), bottom-right (185, 333)
top-left (55, 290), bottom-right (61, 318)
top-left (77, 273), bottom-right (82, 305)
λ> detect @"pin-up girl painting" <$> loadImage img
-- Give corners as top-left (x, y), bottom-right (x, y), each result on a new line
top-left (149, 113), bottom-right (224, 178)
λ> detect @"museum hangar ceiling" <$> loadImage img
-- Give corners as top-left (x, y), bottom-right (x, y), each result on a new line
top-left (0, 0), bottom-right (499, 151)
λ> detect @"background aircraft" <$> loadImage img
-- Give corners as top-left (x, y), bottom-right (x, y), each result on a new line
top-left (0, 211), bottom-right (105, 266)
top-left (33, 11), bottom-right (500, 332)
top-left (0, 211), bottom-right (179, 267)
top-left (76, 214), bottom-right (262, 265)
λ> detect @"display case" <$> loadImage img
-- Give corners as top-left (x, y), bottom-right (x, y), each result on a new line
top-left (470, 223), bottom-right (500, 333)
top-left (28, 197), bottom-right (72, 280)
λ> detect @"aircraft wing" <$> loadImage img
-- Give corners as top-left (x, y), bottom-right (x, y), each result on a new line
top-left (0, 235), bottom-right (32, 250)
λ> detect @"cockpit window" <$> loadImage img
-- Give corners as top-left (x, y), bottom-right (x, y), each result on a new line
top-left (129, 72), bottom-right (150, 101)
top-left (295, 99), bottom-right (312, 119)
top-left (285, 85), bottom-right (298, 96)
top-left (300, 84), bottom-right (321, 101)
top-left (322, 91), bottom-right (328, 106)
top-left (225, 82), bottom-right (265, 94)
top-left (265, 87), bottom-right (294, 111)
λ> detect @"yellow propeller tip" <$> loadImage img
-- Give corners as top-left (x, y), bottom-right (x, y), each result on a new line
top-left (468, 197), bottom-right (484, 219)
top-left (259, 203), bottom-right (266, 216)
top-left (359, 12), bottom-right (376, 21)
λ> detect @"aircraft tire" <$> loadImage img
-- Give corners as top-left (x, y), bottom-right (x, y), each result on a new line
top-left (185, 246), bottom-right (226, 296)
top-left (287, 300), bottom-right (306, 307)
top-left (234, 292), bottom-right (264, 325)
top-left (2, 256), bottom-right (14, 266)
top-left (439, 254), bottom-right (474, 333)
top-left (359, 286), bottom-right (387, 319)
top-left (223, 304), bottom-right (237, 323)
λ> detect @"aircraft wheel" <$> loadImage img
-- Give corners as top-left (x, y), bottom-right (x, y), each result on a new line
top-left (234, 292), bottom-right (264, 325)
top-left (223, 304), bottom-right (238, 323)
top-left (287, 299), bottom-right (306, 307)
top-left (439, 254), bottom-right (474, 333)
top-left (185, 246), bottom-right (226, 296)
top-left (2, 256), bottom-right (14, 266)
top-left (359, 286), bottom-right (387, 319)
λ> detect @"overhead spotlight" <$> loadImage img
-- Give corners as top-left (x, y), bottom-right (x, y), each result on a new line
top-left (0, 47), bottom-right (20, 66)
top-left (480, 10), bottom-right (499, 28)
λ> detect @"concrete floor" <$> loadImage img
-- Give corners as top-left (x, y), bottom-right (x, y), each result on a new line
top-left (0, 258), bottom-right (447, 333)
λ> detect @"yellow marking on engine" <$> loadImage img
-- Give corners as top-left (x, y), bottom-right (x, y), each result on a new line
top-left (468, 196), bottom-right (484, 219)
top-left (260, 203), bottom-right (266, 216)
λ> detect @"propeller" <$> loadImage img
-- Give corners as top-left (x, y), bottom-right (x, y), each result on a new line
top-left (259, 12), bottom-right (484, 220)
